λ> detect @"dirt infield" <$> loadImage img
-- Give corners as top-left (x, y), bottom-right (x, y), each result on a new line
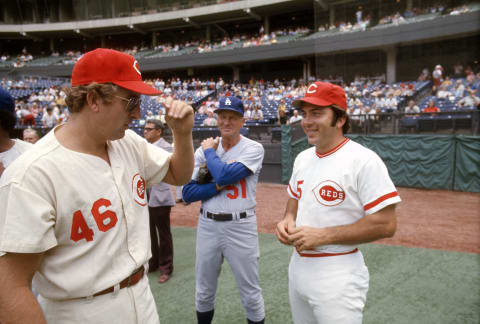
top-left (171, 183), bottom-right (480, 254)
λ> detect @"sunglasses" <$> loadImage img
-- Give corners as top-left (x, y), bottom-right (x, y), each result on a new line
top-left (144, 127), bottom-right (157, 132)
top-left (115, 95), bottom-right (141, 113)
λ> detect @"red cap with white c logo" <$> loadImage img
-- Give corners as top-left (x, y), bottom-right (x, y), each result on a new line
top-left (292, 81), bottom-right (347, 111)
top-left (72, 48), bottom-right (161, 96)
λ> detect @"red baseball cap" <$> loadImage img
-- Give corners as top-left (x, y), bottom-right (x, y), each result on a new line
top-left (292, 81), bottom-right (347, 111)
top-left (71, 48), bottom-right (161, 95)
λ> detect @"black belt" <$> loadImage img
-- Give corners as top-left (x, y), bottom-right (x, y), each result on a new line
top-left (200, 208), bottom-right (247, 221)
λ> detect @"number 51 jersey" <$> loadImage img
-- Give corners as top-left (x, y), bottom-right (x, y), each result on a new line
top-left (194, 136), bottom-right (264, 213)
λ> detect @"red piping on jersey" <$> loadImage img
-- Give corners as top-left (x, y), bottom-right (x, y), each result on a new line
top-left (364, 191), bottom-right (399, 211)
top-left (315, 138), bottom-right (349, 158)
top-left (288, 184), bottom-right (299, 199)
top-left (298, 248), bottom-right (358, 258)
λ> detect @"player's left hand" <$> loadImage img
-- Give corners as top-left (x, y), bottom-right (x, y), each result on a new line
top-left (288, 226), bottom-right (328, 252)
top-left (201, 137), bottom-right (220, 151)
top-left (164, 97), bottom-right (194, 135)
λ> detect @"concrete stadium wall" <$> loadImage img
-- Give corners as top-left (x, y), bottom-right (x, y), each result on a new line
top-left (2, 11), bottom-right (477, 78)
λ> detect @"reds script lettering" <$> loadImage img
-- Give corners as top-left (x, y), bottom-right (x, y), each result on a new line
top-left (312, 180), bottom-right (346, 207)
top-left (320, 186), bottom-right (344, 201)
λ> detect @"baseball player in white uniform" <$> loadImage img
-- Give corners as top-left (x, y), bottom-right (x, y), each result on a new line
top-left (275, 81), bottom-right (401, 324)
top-left (0, 48), bottom-right (194, 324)
top-left (0, 87), bottom-right (33, 177)
top-left (182, 96), bottom-right (265, 324)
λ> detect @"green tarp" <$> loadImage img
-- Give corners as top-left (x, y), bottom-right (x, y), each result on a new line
top-left (454, 136), bottom-right (480, 192)
top-left (281, 130), bottom-right (480, 193)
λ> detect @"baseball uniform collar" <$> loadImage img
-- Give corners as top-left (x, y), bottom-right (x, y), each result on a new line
top-left (315, 137), bottom-right (349, 158)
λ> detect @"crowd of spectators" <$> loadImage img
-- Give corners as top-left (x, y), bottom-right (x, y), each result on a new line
top-left (1, 77), bottom-right (69, 129)
top-left (316, 3), bottom-right (477, 34)
top-left (3, 26), bottom-right (310, 68)
top-left (2, 61), bottom-right (478, 135)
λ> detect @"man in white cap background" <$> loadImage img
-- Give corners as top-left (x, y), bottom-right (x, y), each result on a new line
top-left (0, 48), bottom-right (194, 324)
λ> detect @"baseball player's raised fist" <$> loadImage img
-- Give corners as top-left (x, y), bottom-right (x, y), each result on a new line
top-left (164, 96), bottom-right (194, 135)
top-left (201, 137), bottom-right (220, 151)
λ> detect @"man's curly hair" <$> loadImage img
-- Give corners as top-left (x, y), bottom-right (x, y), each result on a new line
top-left (64, 82), bottom-right (118, 113)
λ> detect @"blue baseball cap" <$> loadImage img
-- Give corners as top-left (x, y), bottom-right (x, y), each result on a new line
top-left (0, 87), bottom-right (15, 114)
top-left (215, 96), bottom-right (244, 116)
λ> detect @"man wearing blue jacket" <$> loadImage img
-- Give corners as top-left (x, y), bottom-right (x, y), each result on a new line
top-left (183, 96), bottom-right (265, 324)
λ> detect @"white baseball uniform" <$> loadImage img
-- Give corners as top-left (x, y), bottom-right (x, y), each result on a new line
top-left (0, 128), bottom-right (171, 324)
top-left (287, 138), bottom-right (401, 324)
top-left (193, 135), bottom-right (265, 322)
top-left (0, 138), bottom-right (32, 168)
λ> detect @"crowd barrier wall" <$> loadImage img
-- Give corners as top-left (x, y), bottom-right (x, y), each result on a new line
top-left (281, 126), bottom-right (480, 193)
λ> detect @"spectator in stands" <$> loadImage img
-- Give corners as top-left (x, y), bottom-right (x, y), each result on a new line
top-left (277, 108), bottom-right (288, 125)
top-left (356, 7), bottom-right (363, 23)
top-left (404, 100), bottom-right (421, 116)
top-left (17, 102), bottom-right (35, 126)
top-left (454, 80), bottom-right (466, 97)
top-left (458, 90), bottom-right (480, 109)
top-left (146, 111), bottom-right (156, 121)
top-left (437, 85), bottom-right (453, 99)
top-left (157, 108), bottom-right (166, 124)
top-left (432, 65), bottom-right (443, 92)
top-left (466, 73), bottom-right (477, 90)
top-left (41, 106), bottom-right (59, 129)
top-left (374, 93), bottom-right (386, 110)
top-left (385, 93), bottom-right (398, 112)
top-left (365, 104), bottom-right (378, 122)
top-left (351, 103), bottom-right (366, 128)
top-left (252, 104), bottom-right (264, 121)
top-left (453, 62), bottom-right (464, 78)
top-left (23, 128), bottom-right (39, 144)
top-left (441, 76), bottom-right (453, 88)
top-left (424, 99), bottom-right (440, 113)
top-left (202, 110), bottom-right (217, 126)
top-left (289, 109), bottom-right (302, 124)
top-left (58, 107), bottom-right (69, 123)
top-left (418, 67), bottom-right (430, 82)
top-left (278, 99), bottom-right (286, 114)
top-left (244, 106), bottom-right (252, 120)
top-left (0, 87), bottom-right (32, 178)
top-left (348, 94), bottom-right (362, 107)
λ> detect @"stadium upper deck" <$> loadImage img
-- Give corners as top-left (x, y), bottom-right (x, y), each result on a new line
top-left (0, 0), bottom-right (479, 84)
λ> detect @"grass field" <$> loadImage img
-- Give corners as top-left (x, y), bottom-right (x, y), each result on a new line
top-left (149, 227), bottom-right (480, 324)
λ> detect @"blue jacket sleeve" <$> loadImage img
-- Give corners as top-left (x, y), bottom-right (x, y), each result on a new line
top-left (204, 148), bottom-right (252, 186)
top-left (182, 180), bottom-right (219, 203)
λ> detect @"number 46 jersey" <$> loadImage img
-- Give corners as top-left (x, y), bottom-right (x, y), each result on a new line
top-left (0, 129), bottom-right (171, 300)
top-left (193, 136), bottom-right (264, 213)
top-left (287, 138), bottom-right (401, 253)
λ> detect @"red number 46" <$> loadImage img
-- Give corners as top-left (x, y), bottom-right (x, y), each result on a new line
top-left (70, 198), bottom-right (118, 243)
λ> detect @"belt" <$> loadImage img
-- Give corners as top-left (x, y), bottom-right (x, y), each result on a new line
top-left (93, 266), bottom-right (145, 297)
top-left (298, 248), bottom-right (358, 258)
top-left (200, 208), bottom-right (247, 221)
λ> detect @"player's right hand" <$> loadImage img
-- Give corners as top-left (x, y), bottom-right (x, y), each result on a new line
top-left (275, 218), bottom-right (295, 245)
top-left (164, 96), bottom-right (194, 135)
